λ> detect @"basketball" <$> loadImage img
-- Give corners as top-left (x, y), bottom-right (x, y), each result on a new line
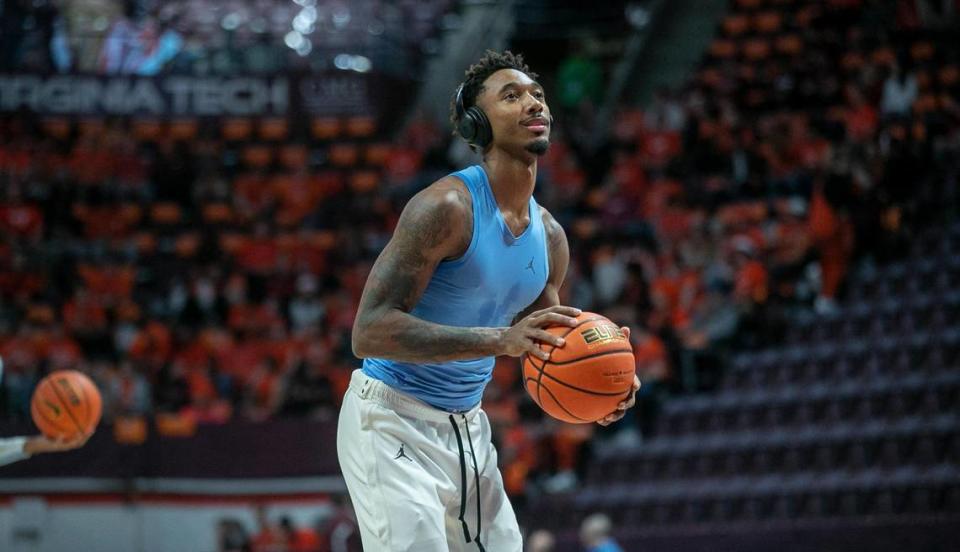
top-left (522, 312), bottom-right (636, 424)
top-left (30, 370), bottom-right (102, 440)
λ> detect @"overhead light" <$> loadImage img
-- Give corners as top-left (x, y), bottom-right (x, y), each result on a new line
top-left (285, 31), bottom-right (304, 49)
top-left (351, 55), bottom-right (371, 73)
top-left (296, 39), bottom-right (313, 57)
top-left (222, 13), bottom-right (242, 31)
top-left (334, 54), bottom-right (351, 70)
top-left (332, 7), bottom-right (351, 28)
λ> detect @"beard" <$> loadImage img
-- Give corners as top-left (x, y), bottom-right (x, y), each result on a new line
top-left (525, 137), bottom-right (550, 156)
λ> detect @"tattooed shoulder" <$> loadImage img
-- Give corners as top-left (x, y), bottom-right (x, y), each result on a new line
top-left (406, 176), bottom-right (472, 260)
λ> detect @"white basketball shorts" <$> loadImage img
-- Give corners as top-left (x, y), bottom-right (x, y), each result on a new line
top-left (336, 369), bottom-right (523, 551)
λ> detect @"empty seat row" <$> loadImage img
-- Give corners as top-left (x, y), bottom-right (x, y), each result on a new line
top-left (593, 426), bottom-right (960, 484)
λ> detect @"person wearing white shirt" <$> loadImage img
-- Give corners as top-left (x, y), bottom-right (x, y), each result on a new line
top-left (0, 356), bottom-right (91, 467)
top-left (0, 434), bottom-right (90, 467)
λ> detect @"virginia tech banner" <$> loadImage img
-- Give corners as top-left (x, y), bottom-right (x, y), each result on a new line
top-left (0, 73), bottom-right (390, 117)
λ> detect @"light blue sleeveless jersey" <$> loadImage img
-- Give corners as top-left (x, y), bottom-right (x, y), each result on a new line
top-left (362, 165), bottom-right (549, 411)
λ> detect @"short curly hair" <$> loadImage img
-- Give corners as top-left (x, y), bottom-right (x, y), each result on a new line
top-left (450, 50), bottom-right (538, 141)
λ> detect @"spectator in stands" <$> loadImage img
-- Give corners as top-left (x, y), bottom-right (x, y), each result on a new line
top-left (216, 518), bottom-right (252, 552)
top-left (316, 494), bottom-right (361, 552)
top-left (251, 504), bottom-right (285, 552)
top-left (526, 529), bottom-right (556, 552)
top-left (278, 515), bottom-right (320, 552)
top-left (880, 61), bottom-right (919, 117)
top-left (578, 513), bottom-right (624, 552)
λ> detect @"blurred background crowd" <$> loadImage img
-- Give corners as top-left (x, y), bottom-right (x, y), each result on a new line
top-left (1, 0), bottom-right (959, 550)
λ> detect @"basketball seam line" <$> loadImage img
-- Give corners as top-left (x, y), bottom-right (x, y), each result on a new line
top-left (542, 347), bottom-right (635, 367)
top-left (32, 394), bottom-right (70, 433)
top-left (526, 378), bottom-right (590, 422)
top-left (529, 318), bottom-right (598, 409)
top-left (76, 377), bottom-right (93, 429)
top-left (528, 350), bottom-right (635, 396)
top-left (48, 378), bottom-right (86, 436)
top-left (525, 316), bottom-right (607, 399)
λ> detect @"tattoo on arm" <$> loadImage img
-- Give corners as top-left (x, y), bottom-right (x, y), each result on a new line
top-left (352, 180), bottom-right (503, 362)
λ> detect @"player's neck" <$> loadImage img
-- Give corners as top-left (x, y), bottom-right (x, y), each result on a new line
top-left (481, 151), bottom-right (537, 216)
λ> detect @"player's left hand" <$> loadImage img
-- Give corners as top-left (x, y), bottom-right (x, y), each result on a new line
top-left (597, 326), bottom-right (640, 427)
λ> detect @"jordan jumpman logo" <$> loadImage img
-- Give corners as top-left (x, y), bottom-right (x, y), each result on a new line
top-left (525, 257), bottom-right (535, 274)
top-left (394, 443), bottom-right (414, 462)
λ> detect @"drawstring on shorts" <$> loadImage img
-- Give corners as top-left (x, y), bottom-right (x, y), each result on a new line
top-left (449, 414), bottom-right (486, 551)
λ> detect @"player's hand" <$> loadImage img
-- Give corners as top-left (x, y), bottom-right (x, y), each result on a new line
top-left (500, 305), bottom-right (581, 360)
top-left (598, 326), bottom-right (639, 426)
top-left (24, 433), bottom-right (91, 455)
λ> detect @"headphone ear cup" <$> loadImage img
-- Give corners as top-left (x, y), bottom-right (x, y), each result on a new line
top-left (467, 106), bottom-right (492, 148)
top-left (458, 114), bottom-right (477, 144)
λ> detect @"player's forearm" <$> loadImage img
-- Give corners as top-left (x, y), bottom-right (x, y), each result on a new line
top-left (353, 309), bottom-right (504, 362)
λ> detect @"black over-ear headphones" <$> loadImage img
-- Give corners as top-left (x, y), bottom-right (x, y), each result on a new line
top-left (455, 83), bottom-right (493, 149)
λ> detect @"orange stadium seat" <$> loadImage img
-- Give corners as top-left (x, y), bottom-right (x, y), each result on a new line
top-left (151, 202), bottom-right (182, 225)
top-left (41, 118), bottom-right (71, 139)
top-left (364, 143), bottom-right (392, 166)
top-left (698, 67), bottom-right (724, 89)
top-left (114, 416), bottom-right (148, 445)
top-left (77, 118), bottom-right (105, 137)
top-left (258, 117), bottom-right (289, 141)
top-left (169, 119), bottom-right (199, 140)
top-left (26, 304), bottom-right (55, 325)
top-left (219, 233), bottom-right (246, 255)
top-left (743, 38), bottom-right (772, 61)
top-left (115, 299), bottom-right (142, 322)
top-left (775, 34), bottom-right (804, 56)
top-left (328, 143), bottom-right (359, 167)
top-left (306, 230), bottom-right (338, 250)
top-left (794, 5), bottom-right (820, 27)
top-left (310, 117), bottom-right (342, 140)
top-left (709, 39), bottom-right (737, 60)
top-left (119, 204), bottom-right (143, 226)
top-left (175, 233), bottom-right (201, 258)
top-left (722, 14), bottom-right (750, 37)
top-left (222, 118), bottom-right (253, 141)
top-left (913, 94), bottom-right (938, 115)
top-left (155, 412), bottom-right (197, 437)
top-left (345, 116), bottom-right (376, 138)
top-left (131, 119), bottom-right (163, 141)
top-left (242, 145), bottom-right (273, 168)
top-left (940, 65), bottom-right (959, 86)
top-left (202, 203), bottom-right (234, 225)
top-left (350, 170), bottom-right (380, 193)
top-left (134, 232), bottom-right (157, 255)
top-left (753, 11), bottom-right (783, 34)
top-left (841, 51), bottom-right (865, 72)
top-left (872, 47), bottom-right (896, 67)
top-left (279, 144), bottom-right (308, 169)
top-left (911, 41), bottom-right (935, 62)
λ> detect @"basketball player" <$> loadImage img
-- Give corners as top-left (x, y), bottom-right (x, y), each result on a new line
top-left (338, 51), bottom-right (641, 551)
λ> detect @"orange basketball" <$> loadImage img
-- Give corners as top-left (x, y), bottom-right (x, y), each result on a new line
top-left (522, 312), bottom-right (635, 424)
top-left (31, 370), bottom-right (102, 439)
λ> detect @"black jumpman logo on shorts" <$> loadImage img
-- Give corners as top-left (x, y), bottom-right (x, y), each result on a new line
top-left (525, 257), bottom-right (535, 274)
top-left (394, 443), bottom-right (414, 462)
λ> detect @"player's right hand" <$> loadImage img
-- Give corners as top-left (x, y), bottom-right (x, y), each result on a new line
top-left (499, 305), bottom-right (581, 360)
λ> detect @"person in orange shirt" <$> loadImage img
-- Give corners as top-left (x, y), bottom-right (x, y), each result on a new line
top-left (251, 504), bottom-right (286, 552)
